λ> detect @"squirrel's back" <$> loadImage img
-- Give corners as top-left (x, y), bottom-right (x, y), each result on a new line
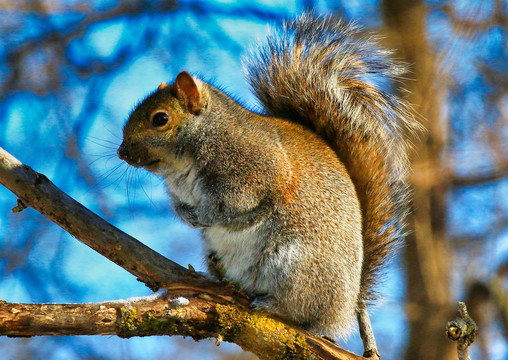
top-left (246, 14), bottom-right (420, 302)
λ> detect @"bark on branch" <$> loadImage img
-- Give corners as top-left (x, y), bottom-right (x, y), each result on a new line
top-left (446, 302), bottom-right (478, 360)
top-left (0, 146), bottom-right (364, 360)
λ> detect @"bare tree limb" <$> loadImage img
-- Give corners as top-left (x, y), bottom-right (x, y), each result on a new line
top-left (0, 146), bottom-right (190, 290)
top-left (1, 0), bottom-right (179, 97)
top-left (0, 292), bottom-right (363, 360)
top-left (0, 146), bottom-right (365, 360)
top-left (0, 291), bottom-right (226, 338)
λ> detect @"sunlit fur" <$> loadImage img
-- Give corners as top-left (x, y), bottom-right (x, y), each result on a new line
top-left (120, 14), bottom-right (419, 339)
top-left (246, 14), bottom-right (421, 303)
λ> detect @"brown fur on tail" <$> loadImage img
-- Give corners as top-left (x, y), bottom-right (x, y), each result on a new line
top-left (246, 14), bottom-right (420, 302)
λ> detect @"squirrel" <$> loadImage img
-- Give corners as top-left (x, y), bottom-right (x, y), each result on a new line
top-left (118, 14), bottom-right (420, 359)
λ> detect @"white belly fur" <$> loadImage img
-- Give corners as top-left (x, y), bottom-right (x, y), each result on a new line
top-left (204, 221), bottom-right (268, 293)
top-left (162, 157), bottom-right (268, 293)
top-left (163, 156), bottom-right (202, 206)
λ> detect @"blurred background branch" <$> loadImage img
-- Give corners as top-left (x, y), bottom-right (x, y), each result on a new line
top-left (0, 0), bottom-right (506, 359)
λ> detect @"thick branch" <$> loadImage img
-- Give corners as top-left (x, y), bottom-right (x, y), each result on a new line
top-left (0, 291), bottom-right (363, 360)
top-left (0, 146), bottom-right (365, 359)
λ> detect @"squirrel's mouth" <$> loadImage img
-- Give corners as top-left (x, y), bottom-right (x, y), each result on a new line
top-left (143, 159), bottom-right (161, 166)
top-left (118, 143), bottom-right (161, 170)
top-left (139, 159), bottom-right (161, 170)
top-left (123, 158), bottom-right (161, 169)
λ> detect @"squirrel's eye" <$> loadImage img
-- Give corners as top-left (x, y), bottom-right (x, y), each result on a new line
top-left (151, 112), bottom-right (169, 128)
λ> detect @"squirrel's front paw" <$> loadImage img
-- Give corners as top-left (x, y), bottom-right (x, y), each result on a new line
top-left (174, 203), bottom-right (210, 228)
top-left (251, 295), bottom-right (278, 312)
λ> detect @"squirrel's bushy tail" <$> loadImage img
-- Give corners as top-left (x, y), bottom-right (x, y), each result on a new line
top-left (246, 14), bottom-right (420, 302)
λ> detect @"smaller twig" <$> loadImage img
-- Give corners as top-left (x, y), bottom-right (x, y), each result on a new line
top-left (215, 333), bottom-right (223, 346)
top-left (12, 199), bottom-right (27, 213)
top-left (446, 302), bottom-right (478, 360)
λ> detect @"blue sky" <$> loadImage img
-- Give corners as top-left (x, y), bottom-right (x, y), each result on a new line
top-left (0, 1), bottom-right (506, 359)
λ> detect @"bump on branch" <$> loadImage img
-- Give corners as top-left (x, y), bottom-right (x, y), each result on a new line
top-left (446, 302), bottom-right (478, 360)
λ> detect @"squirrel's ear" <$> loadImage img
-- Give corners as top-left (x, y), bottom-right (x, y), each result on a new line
top-left (157, 82), bottom-right (168, 91)
top-left (175, 71), bottom-right (206, 115)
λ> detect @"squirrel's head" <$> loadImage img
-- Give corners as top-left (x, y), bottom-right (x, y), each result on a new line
top-left (118, 71), bottom-right (209, 175)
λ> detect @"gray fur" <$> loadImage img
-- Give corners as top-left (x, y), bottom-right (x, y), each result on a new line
top-left (176, 91), bottom-right (363, 337)
top-left (246, 14), bottom-right (421, 302)
top-left (119, 14), bottom-right (419, 343)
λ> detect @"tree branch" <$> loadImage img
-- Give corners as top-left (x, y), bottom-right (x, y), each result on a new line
top-left (449, 162), bottom-right (508, 187)
top-left (0, 146), bottom-right (190, 290)
top-left (0, 292), bottom-right (362, 360)
top-left (0, 146), bottom-right (364, 360)
top-left (440, 0), bottom-right (507, 37)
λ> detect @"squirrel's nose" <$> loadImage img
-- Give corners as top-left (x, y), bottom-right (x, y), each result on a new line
top-left (117, 142), bottom-right (129, 161)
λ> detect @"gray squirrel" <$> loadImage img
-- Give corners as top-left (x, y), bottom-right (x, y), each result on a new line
top-left (118, 14), bottom-right (420, 359)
